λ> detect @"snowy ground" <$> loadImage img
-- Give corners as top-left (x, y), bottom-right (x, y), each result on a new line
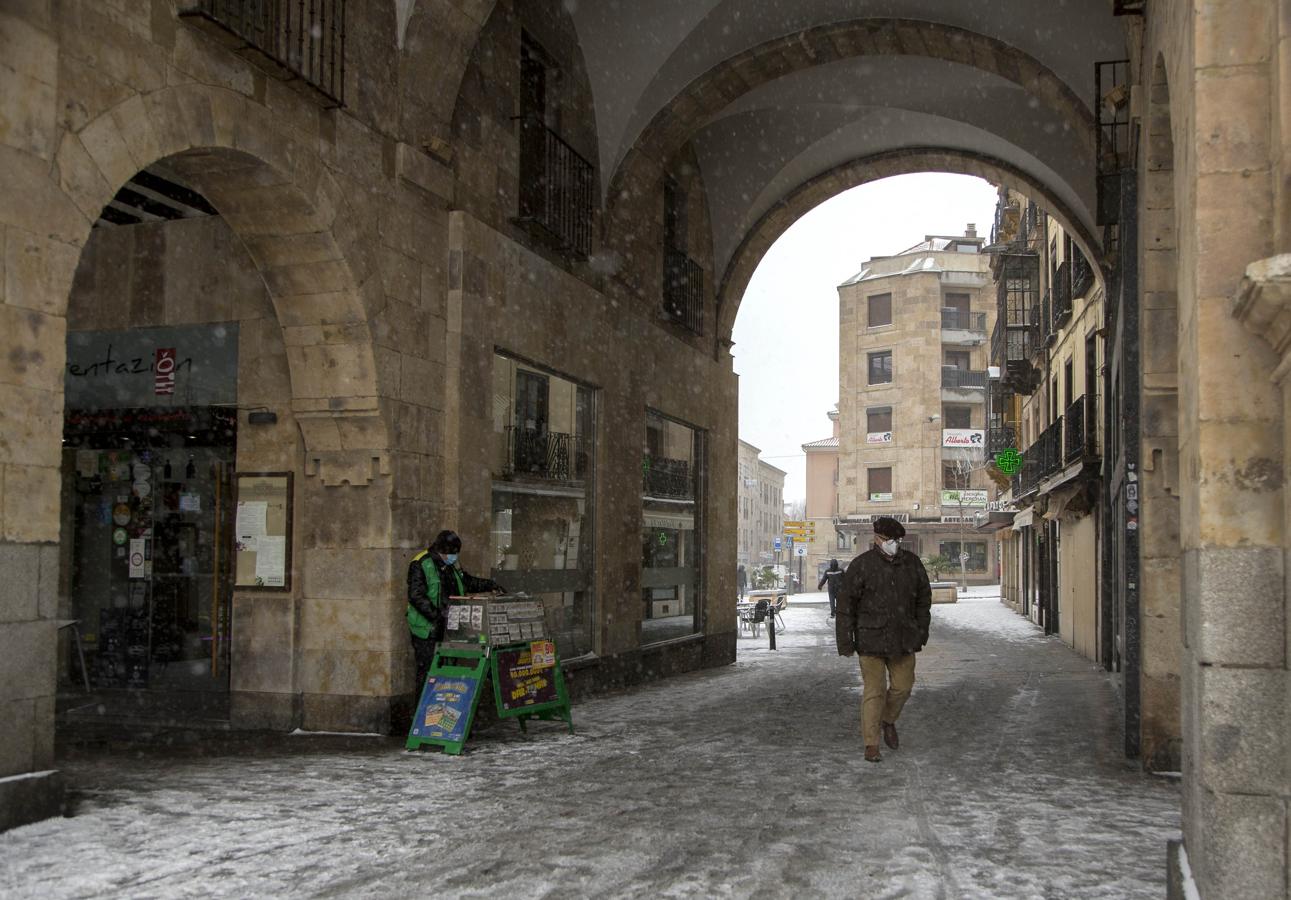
top-left (1, 590), bottom-right (1179, 898)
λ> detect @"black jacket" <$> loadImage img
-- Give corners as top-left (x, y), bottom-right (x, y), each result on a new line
top-left (817, 564), bottom-right (844, 598)
top-left (835, 547), bottom-right (931, 657)
top-left (406, 551), bottom-right (500, 641)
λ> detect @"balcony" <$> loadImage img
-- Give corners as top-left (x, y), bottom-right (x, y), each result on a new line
top-left (517, 116), bottom-right (595, 258)
top-left (643, 455), bottom-right (694, 499)
top-left (941, 309), bottom-right (987, 333)
top-left (1015, 416), bottom-right (1064, 496)
top-left (994, 250), bottom-right (1041, 395)
top-left (941, 368), bottom-right (988, 390)
top-left (1071, 250), bottom-right (1096, 299)
top-left (663, 249), bottom-right (704, 334)
top-left (503, 427), bottom-right (589, 483)
top-left (180, 0), bottom-right (346, 107)
top-left (1063, 395), bottom-right (1099, 464)
top-left (1053, 260), bottom-right (1073, 329)
top-left (987, 424), bottom-right (1017, 455)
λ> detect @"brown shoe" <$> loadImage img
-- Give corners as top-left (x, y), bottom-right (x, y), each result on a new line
top-left (864, 745), bottom-right (882, 763)
top-left (881, 721), bottom-right (899, 750)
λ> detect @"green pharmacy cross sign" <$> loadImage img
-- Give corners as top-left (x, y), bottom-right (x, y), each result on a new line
top-left (995, 448), bottom-right (1023, 475)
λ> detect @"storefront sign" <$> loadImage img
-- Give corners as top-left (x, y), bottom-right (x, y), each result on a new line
top-left (866, 432), bottom-right (893, 444)
top-left (942, 429), bottom-right (985, 448)
top-left (65, 324), bottom-right (238, 410)
top-left (869, 492), bottom-right (893, 502)
top-left (941, 489), bottom-right (988, 507)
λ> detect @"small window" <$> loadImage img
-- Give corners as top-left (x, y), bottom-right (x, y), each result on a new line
top-left (868, 351), bottom-right (893, 385)
top-left (868, 467), bottom-right (892, 501)
top-left (942, 464), bottom-right (961, 490)
top-left (943, 405), bottom-right (972, 429)
top-left (868, 293), bottom-right (892, 327)
top-left (867, 407), bottom-right (892, 433)
top-left (943, 293), bottom-right (970, 316)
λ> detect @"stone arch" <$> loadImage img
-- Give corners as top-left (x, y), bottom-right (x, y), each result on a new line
top-left (715, 148), bottom-right (1103, 342)
top-left (50, 84), bottom-right (388, 466)
top-left (604, 17), bottom-right (1098, 239)
top-left (398, 0), bottom-right (499, 143)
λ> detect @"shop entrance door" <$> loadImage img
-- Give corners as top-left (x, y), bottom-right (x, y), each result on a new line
top-left (63, 408), bottom-right (236, 721)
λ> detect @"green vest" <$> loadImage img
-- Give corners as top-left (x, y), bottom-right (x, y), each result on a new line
top-left (407, 552), bottom-right (466, 639)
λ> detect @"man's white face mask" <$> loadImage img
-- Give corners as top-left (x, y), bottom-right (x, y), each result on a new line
top-left (880, 539), bottom-right (899, 556)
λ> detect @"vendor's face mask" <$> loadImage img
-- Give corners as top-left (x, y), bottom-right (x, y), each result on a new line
top-left (443, 553), bottom-right (459, 565)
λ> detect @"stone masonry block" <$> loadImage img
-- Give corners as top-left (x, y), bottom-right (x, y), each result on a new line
top-left (1195, 67), bottom-right (1271, 174)
top-left (4, 228), bottom-right (80, 317)
top-left (0, 298), bottom-right (65, 392)
top-left (1197, 665), bottom-right (1288, 795)
top-left (0, 618), bottom-right (55, 702)
top-left (78, 110), bottom-right (139, 190)
top-left (0, 542), bottom-right (40, 623)
top-left (0, 382), bottom-right (62, 465)
top-left (0, 55), bottom-right (57, 160)
top-left (1195, 422), bottom-right (1283, 547)
top-left (300, 547), bottom-right (394, 601)
top-left (0, 698), bottom-right (35, 775)
top-left (1195, 788), bottom-right (1287, 899)
top-left (1185, 546), bottom-right (1286, 666)
top-left (2, 464), bottom-right (60, 543)
top-left (108, 94), bottom-right (162, 173)
top-left (55, 132), bottom-right (113, 224)
top-left (1195, 0), bottom-right (1273, 69)
top-left (1196, 171), bottom-right (1274, 299)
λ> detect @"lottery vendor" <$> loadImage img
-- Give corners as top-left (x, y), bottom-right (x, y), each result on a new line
top-left (407, 530), bottom-right (504, 693)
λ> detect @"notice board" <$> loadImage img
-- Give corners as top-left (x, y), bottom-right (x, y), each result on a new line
top-left (233, 472), bottom-right (292, 590)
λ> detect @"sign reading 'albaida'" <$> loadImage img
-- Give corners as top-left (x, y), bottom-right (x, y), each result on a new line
top-left (64, 323), bottom-right (239, 410)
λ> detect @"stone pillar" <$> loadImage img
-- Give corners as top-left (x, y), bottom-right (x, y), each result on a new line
top-left (1181, 3), bottom-right (1288, 892)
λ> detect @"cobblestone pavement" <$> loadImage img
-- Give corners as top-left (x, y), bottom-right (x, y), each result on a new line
top-left (0, 592), bottom-right (1179, 898)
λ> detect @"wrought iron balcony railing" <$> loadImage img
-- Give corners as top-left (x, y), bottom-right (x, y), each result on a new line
top-left (941, 309), bottom-right (987, 332)
top-left (1071, 249), bottom-right (1095, 299)
top-left (1063, 395), bottom-right (1099, 464)
top-left (1053, 260), bottom-right (1073, 329)
top-left (503, 427), bottom-right (589, 482)
top-left (664, 249), bottom-right (703, 334)
top-left (180, 0), bottom-right (346, 106)
top-left (987, 424), bottom-right (1017, 455)
top-left (941, 368), bottom-right (988, 390)
top-left (643, 455), bottom-right (694, 499)
top-left (1017, 416), bottom-right (1064, 496)
top-left (518, 116), bottom-right (594, 258)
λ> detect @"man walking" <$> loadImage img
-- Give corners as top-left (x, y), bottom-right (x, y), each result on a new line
top-left (835, 517), bottom-right (931, 763)
top-left (817, 557), bottom-right (844, 618)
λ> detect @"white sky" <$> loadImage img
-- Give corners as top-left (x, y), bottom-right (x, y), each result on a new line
top-left (732, 173), bottom-right (1000, 503)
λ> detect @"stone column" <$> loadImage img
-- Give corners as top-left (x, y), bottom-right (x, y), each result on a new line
top-left (1181, 3), bottom-right (1288, 892)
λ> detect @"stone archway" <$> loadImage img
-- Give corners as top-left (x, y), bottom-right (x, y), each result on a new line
top-left (715, 147), bottom-right (1104, 343)
top-left (57, 87), bottom-right (400, 728)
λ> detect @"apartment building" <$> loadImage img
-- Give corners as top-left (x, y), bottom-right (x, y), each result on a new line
top-left (736, 441), bottom-right (786, 572)
top-left (834, 227), bottom-right (1000, 583)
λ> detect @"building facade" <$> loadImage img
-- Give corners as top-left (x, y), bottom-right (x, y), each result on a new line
top-left (802, 409), bottom-right (841, 580)
top-left (736, 440), bottom-right (785, 574)
top-left (2, 4), bottom-right (1291, 895)
top-left (987, 190), bottom-right (1112, 633)
top-left (835, 228), bottom-right (1000, 584)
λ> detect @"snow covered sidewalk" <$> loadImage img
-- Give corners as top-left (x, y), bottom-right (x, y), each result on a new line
top-left (0, 593), bottom-right (1179, 898)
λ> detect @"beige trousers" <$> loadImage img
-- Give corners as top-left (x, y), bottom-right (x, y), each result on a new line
top-left (858, 653), bottom-right (916, 747)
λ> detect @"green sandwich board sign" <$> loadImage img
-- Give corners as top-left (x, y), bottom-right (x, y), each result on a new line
top-left (406, 640), bottom-right (573, 754)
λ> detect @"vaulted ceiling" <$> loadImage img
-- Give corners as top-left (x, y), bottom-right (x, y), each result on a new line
top-left (559, 0), bottom-right (1127, 273)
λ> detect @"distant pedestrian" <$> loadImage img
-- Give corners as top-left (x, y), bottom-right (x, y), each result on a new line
top-left (737, 564), bottom-right (747, 600)
top-left (817, 558), bottom-right (844, 618)
top-left (835, 516), bottom-right (931, 763)
top-left (407, 530), bottom-right (503, 695)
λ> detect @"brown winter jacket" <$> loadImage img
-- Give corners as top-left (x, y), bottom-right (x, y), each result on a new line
top-left (835, 547), bottom-right (932, 657)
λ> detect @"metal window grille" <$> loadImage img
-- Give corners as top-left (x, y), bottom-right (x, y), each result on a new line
top-left (518, 116), bottom-right (595, 258)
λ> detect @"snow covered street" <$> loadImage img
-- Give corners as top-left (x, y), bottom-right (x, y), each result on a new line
top-left (1, 591), bottom-right (1179, 898)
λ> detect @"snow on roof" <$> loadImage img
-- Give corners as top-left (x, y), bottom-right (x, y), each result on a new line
top-left (802, 436), bottom-right (839, 449)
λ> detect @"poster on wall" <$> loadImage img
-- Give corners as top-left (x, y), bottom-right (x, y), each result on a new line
top-left (233, 473), bottom-right (292, 591)
top-left (494, 642), bottom-right (561, 711)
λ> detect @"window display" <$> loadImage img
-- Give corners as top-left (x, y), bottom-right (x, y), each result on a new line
top-left (641, 410), bottom-right (703, 644)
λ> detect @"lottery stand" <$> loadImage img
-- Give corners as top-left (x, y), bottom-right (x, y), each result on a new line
top-left (406, 593), bottom-right (574, 755)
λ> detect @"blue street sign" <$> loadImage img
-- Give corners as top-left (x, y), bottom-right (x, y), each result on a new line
top-left (774, 537), bottom-right (782, 551)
